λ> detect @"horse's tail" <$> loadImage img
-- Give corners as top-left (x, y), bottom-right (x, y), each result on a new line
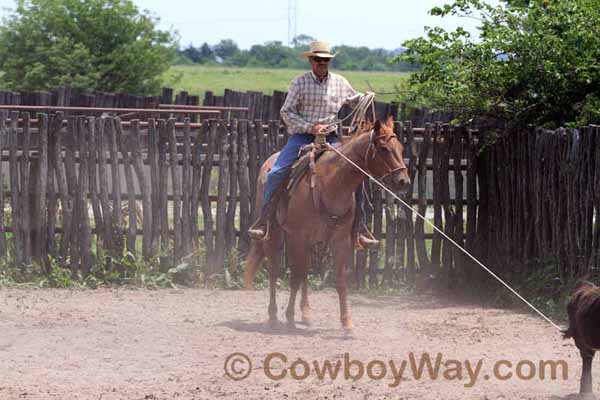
top-left (243, 241), bottom-right (265, 289)
top-left (243, 152), bottom-right (279, 289)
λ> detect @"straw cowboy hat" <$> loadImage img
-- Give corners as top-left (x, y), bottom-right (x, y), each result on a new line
top-left (301, 40), bottom-right (337, 58)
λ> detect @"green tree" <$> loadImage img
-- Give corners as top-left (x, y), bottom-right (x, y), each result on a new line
top-left (182, 44), bottom-right (202, 63)
top-left (291, 34), bottom-right (315, 48)
top-left (0, 0), bottom-right (176, 94)
top-left (395, 0), bottom-right (600, 127)
top-left (172, 36), bottom-right (414, 72)
top-left (248, 41), bottom-right (298, 68)
top-left (198, 43), bottom-right (215, 63)
top-left (213, 39), bottom-right (239, 61)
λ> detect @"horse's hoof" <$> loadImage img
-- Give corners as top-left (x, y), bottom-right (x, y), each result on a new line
top-left (341, 318), bottom-right (353, 331)
top-left (301, 309), bottom-right (312, 326)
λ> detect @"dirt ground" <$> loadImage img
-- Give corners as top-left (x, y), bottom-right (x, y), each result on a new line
top-left (0, 288), bottom-right (589, 400)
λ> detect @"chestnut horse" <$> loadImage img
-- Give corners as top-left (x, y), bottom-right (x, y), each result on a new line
top-left (243, 116), bottom-right (410, 330)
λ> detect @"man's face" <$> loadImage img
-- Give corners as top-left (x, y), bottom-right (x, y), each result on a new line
top-left (309, 56), bottom-right (331, 78)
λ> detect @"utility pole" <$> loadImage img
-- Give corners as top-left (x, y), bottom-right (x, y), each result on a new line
top-left (288, 0), bottom-right (298, 46)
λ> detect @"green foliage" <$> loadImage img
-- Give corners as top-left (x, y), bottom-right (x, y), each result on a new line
top-left (0, 0), bottom-right (176, 94)
top-left (181, 42), bottom-right (214, 64)
top-left (167, 250), bottom-right (205, 287)
top-left (213, 39), bottom-right (240, 61)
top-left (0, 252), bottom-right (177, 289)
top-left (479, 258), bottom-right (577, 323)
top-left (175, 37), bottom-right (417, 73)
top-left (395, 0), bottom-right (600, 127)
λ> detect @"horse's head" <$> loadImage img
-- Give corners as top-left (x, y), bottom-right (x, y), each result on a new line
top-left (365, 116), bottom-right (411, 194)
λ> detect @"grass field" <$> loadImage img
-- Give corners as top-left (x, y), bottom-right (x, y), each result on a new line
top-left (161, 65), bottom-right (410, 103)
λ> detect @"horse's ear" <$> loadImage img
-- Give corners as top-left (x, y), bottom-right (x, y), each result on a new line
top-left (385, 115), bottom-right (394, 129)
top-left (374, 120), bottom-right (381, 133)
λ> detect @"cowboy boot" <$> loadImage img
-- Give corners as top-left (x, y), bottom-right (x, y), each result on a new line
top-left (247, 191), bottom-right (281, 241)
top-left (355, 185), bottom-right (379, 249)
top-left (358, 224), bottom-right (380, 249)
top-left (247, 211), bottom-right (269, 241)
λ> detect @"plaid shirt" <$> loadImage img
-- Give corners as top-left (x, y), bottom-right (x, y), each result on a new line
top-left (280, 71), bottom-right (363, 135)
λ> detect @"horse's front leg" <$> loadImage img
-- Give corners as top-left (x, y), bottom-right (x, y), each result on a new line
top-left (332, 236), bottom-right (353, 331)
top-left (300, 277), bottom-right (312, 325)
top-left (285, 242), bottom-right (309, 328)
top-left (264, 228), bottom-right (283, 325)
top-left (266, 257), bottom-right (279, 324)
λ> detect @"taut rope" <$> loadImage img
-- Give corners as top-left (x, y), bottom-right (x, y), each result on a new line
top-left (324, 140), bottom-right (563, 332)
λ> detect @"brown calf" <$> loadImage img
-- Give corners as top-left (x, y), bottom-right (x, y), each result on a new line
top-left (564, 281), bottom-right (600, 396)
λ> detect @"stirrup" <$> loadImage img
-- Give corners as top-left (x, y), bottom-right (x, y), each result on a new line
top-left (248, 219), bottom-right (271, 241)
top-left (355, 226), bottom-right (379, 249)
top-left (358, 234), bottom-right (379, 249)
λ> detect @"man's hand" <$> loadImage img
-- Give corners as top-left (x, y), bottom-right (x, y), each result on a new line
top-left (310, 124), bottom-right (328, 135)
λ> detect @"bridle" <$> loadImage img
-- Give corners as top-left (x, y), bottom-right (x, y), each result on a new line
top-left (364, 130), bottom-right (408, 179)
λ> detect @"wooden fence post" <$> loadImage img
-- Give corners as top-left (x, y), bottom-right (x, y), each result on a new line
top-left (226, 120), bottom-right (239, 254)
top-left (213, 121), bottom-right (230, 273)
top-left (368, 187), bottom-right (382, 287)
top-left (129, 119), bottom-right (152, 260)
top-left (67, 116), bottom-right (81, 277)
top-left (440, 125), bottom-right (454, 280)
top-left (0, 111), bottom-right (8, 259)
top-left (452, 126), bottom-right (465, 279)
top-left (415, 123), bottom-right (432, 275)
top-left (77, 116), bottom-right (92, 275)
top-left (430, 122), bottom-right (442, 274)
top-left (21, 113), bottom-right (32, 263)
top-left (404, 121), bottom-right (417, 284)
top-left (190, 119), bottom-right (204, 250)
top-left (465, 128), bottom-right (478, 281)
top-left (167, 117), bottom-right (182, 261)
top-left (200, 120), bottom-right (217, 266)
top-left (383, 189), bottom-right (396, 286)
top-left (97, 117), bottom-right (112, 260)
top-left (109, 118), bottom-right (124, 262)
top-left (237, 120), bottom-right (251, 253)
top-left (122, 118), bottom-right (137, 257)
top-left (51, 113), bottom-right (68, 267)
top-left (8, 111), bottom-right (22, 264)
top-left (86, 112), bottom-right (102, 261)
top-left (247, 120), bottom-right (258, 221)
top-left (180, 118), bottom-right (193, 257)
top-left (157, 120), bottom-right (170, 262)
top-left (148, 118), bottom-right (160, 252)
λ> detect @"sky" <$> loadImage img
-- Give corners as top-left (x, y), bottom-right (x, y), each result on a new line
top-left (0, 0), bottom-right (500, 50)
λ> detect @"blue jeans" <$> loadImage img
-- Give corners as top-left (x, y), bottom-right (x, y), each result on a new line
top-left (262, 132), bottom-right (367, 227)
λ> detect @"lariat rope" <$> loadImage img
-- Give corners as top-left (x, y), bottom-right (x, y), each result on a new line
top-left (320, 92), bottom-right (377, 135)
top-left (323, 140), bottom-right (563, 332)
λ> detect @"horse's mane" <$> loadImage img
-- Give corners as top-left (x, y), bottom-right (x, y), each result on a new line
top-left (322, 119), bottom-right (393, 164)
top-left (340, 128), bottom-right (371, 145)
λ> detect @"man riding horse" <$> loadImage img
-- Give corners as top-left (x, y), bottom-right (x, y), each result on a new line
top-left (248, 40), bottom-right (379, 248)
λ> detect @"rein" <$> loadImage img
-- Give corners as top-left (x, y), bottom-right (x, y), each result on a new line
top-left (364, 130), bottom-right (407, 179)
top-left (311, 129), bottom-right (403, 229)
